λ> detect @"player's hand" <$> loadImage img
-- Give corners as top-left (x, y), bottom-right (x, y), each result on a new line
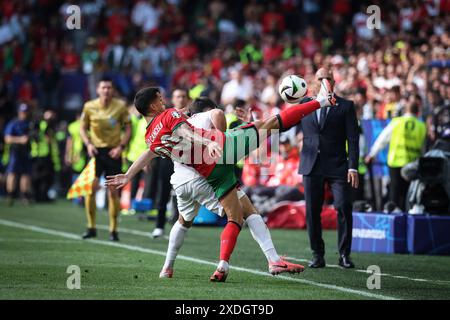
top-left (143, 164), bottom-right (151, 174)
top-left (235, 107), bottom-right (251, 123)
top-left (19, 135), bottom-right (29, 144)
top-left (87, 143), bottom-right (98, 158)
top-left (105, 174), bottom-right (130, 189)
top-left (64, 156), bottom-right (72, 166)
top-left (207, 141), bottom-right (222, 160)
top-left (364, 155), bottom-right (374, 164)
top-left (347, 171), bottom-right (359, 189)
top-left (109, 146), bottom-right (123, 159)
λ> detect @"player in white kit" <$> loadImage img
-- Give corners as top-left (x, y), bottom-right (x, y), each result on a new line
top-left (160, 97), bottom-right (305, 278)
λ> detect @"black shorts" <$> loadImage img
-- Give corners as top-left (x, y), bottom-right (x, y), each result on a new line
top-left (95, 148), bottom-right (122, 178)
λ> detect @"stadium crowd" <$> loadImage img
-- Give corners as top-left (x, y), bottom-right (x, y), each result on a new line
top-left (0, 1), bottom-right (449, 218)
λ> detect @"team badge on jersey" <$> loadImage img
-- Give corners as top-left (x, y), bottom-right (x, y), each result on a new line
top-left (109, 118), bottom-right (117, 127)
top-left (171, 111), bottom-right (181, 119)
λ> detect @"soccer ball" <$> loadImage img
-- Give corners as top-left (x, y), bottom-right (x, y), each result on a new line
top-left (278, 75), bottom-right (308, 103)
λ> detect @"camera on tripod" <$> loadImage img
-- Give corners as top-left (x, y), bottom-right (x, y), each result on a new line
top-left (416, 156), bottom-right (450, 215)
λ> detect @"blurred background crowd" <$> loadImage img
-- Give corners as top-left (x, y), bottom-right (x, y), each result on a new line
top-left (0, 0), bottom-right (449, 218)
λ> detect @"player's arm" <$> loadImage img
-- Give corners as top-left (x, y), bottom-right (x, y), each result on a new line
top-left (4, 122), bottom-right (28, 144)
top-left (365, 122), bottom-right (394, 163)
top-left (65, 136), bottom-right (73, 166)
top-left (175, 123), bottom-right (222, 159)
top-left (4, 135), bottom-right (28, 144)
top-left (79, 108), bottom-right (98, 157)
top-left (345, 101), bottom-right (360, 188)
top-left (210, 109), bottom-right (227, 132)
top-left (106, 149), bottom-right (156, 189)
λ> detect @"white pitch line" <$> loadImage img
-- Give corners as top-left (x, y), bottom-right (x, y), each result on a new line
top-left (94, 224), bottom-right (450, 286)
top-left (96, 224), bottom-right (170, 240)
top-left (286, 256), bottom-right (450, 285)
top-left (0, 219), bottom-right (399, 300)
top-left (0, 238), bottom-right (79, 244)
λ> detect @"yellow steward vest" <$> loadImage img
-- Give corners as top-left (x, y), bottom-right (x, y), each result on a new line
top-left (387, 116), bottom-right (426, 168)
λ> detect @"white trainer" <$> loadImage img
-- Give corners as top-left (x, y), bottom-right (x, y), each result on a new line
top-left (159, 267), bottom-right (173, 278)
top-left (151, 228), bottom-right (164, 238)
top-left (316, 79), bottom-right (336, 107)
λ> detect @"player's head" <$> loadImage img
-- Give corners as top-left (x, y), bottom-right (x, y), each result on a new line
top-left (233, 99), bottom-right (246, 110)
top-left (97, 76), bottom-right (114, 101)
top-left (280, 135), bottom-right (293, 158)
top-left (17, 103), bottom-right (30, 120)
top-left (171, 88), bottom-right (189, 113)
top-left (405, 99), bottom-right (420, 115)
top-left (190, 97), bottom-right (218, 115)
top-left (134, 87), bottom-right (165, 116)
top-left (315, 67), bottom-right (335, 91)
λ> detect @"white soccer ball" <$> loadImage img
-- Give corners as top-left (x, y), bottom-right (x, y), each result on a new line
top-left (278, 75), bottom-right (308, 103)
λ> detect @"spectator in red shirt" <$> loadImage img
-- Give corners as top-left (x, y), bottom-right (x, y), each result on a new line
top-left (266, 137), bottom-right (301, 187)
top-left (262, 35), bottom-right (284, 63)
top-left (209, 50), bottom-right (224, 79)
top-left (175, 35), bottom-right (199, 62)
top-left (333, 0), bottom-right (352, 17)
top-left (39, 55), bottom-right (60, 109)
top-left (299, 27), bottom-right (321, 58)
top-left (1, 1), bottom-right (16, 20)
top-left (262, 3), bottom-right (285, 34)
top-left (242, 136), bottom-right (305, 214)
top-left (107, 10), bottom-right (129, 42)
top-left (159, 3), bottom-right (185, 43)
top-left (18, 80), bottom-right (34, 105)
top-left (60, 42), bottom-right (80, 71)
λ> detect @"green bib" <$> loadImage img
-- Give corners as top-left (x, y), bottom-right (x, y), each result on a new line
top-left (126, 115), bottom-right (148, 162)
top-left (68, 120), bottom-right (86, 172)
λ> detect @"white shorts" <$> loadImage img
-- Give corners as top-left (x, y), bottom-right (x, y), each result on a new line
top-left (174, 177), bottom-right (224, 222)
top-left (174, 177), bottom-right (247, 222)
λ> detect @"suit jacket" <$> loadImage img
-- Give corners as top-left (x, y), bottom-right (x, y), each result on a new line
top-left (298, 95), bottom-right (359, 178)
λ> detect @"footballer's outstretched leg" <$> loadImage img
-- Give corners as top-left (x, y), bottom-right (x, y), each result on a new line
top-left (240, 194), bottom-right (305, 275)
top-left (254, 78), bottom-right (336, 137)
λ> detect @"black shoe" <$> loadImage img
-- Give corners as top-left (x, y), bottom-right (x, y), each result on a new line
top-left (338, 255), bottom-right (355, 269)
top-left (109, 231), bottom-right (120, 242)
top-left (82, 228), bottom-right (97, 239)
top-left (308, 256), bottom-right (326, 268)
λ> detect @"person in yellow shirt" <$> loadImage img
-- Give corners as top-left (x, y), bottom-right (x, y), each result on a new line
top-left (65, 113), bottom-right (87, 206)
top-left (79, 77), bottom-right (131, 241)
top-left (365, 102), bottom-right (426, 211)
top-left (65, 113), bottom-right (86, 175)
top-left (126, 105), bottom-right (149, 210)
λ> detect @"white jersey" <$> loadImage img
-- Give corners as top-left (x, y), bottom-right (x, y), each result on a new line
top-left (170, 111), bottom-right (214, 188)
top-left (170, 110), bottom-right (247, 222)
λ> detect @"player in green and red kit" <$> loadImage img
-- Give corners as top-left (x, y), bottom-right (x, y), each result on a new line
top-left (106, 80), bottom-right (336, 281)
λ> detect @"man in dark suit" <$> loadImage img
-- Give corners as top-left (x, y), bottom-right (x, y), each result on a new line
top-left (298, 68), bottom-right (359, 268)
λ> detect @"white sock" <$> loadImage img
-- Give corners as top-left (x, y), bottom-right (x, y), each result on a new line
top-left (246, 214), bottom-right (280, 263)
top-left (163, 221), bottom-right (189, 269)
top-left (218, 260), bottom-right (229, 271)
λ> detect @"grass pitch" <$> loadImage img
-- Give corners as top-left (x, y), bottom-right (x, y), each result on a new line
top-left (1, 200), bottom-right (450, 300)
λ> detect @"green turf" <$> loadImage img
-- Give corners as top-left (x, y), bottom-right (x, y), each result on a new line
top-left (0, 200), bottom-right (450, 300)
